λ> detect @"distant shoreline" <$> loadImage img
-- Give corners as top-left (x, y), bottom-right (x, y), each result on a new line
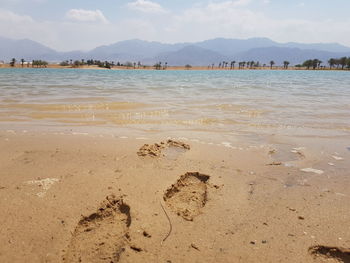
top-left (0, 64), bottom-right (349, 71)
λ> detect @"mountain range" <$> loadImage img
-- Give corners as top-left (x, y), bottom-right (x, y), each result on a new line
top-left (1, 36), bottom-right (350, 66)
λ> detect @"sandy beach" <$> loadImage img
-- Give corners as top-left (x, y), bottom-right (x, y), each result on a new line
top-left (0, 129), bottom-right (349, 263)
top-left (1, 0), bottom-right (350, 261)
top-left (0, 67), bottom-right (349, 262)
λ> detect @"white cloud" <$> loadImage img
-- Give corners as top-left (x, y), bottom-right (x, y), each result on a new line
top-left (166, 1), bottom-right (266, 36)
top-left (1, 2), bottom-right (350, 51)
top-left (0, 8), bottom-right (33, 23)
top-left (231, 0), bottom-right (252, 7)
top-left (0, 8), bottom-right (158, 51)
top-left (65, 9), bottom-right (108, 24)
top-left (160, 1), bottom-right (350, 47)
top-left (127, 0), bottom-right (166, 13)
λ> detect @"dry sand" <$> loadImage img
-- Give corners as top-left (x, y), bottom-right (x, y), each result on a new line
top-left (0, 131), bottom-right (349, 262)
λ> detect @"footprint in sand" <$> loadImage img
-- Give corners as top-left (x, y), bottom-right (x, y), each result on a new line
top-left (63, 195), bottom-right (131, 263)
top-left (309, 245), bottom-right (350, 263)
top-left (163, 172), bottom-right (210, 221)
top-left (137, 139), bottom-right (190, 158)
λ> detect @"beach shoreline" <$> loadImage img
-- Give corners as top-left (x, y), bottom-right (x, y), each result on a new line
top-left (1, 63), bottom-right (349, 71)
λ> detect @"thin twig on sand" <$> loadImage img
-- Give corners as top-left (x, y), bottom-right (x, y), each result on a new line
top-left (160, 200), bottom-right (172, 245)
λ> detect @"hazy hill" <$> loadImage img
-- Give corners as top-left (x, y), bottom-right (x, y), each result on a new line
top-left (88, 39), bottom-right (187, 60)
top-left (152, 45), bottom-right (228, 66)
top-left (0, 36), bottom-right (59, 61)
top-left (1, 36), bottom-right (350, 65)
top-left (282, 42), bottom-right (350, 53)
top-left (195, 37), bottom-right (277, 56)
top-left (234, 47), bottom-right (350, 65)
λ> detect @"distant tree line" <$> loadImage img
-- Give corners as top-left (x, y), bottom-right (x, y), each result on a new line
top-left (60, 59), bottom-right (114, 69)
top-left (294, 57), bottom-right (350, 70)
top-left (9, 58), bottom-right (48, 68)
top-left (59, 59), bottom-right (154, 69)
top-left (327, 57), bottom-right (350, 70)
top-left (209, 56), bottom-right (350, 70)
top-left (209, 60), bottom-right (281, 69)
top-left (6, 56), bottom-right (350, 70)
top-left (32, 60), bottom-right (48, 68)
top-left (153, 62), bottom-right (168, 70)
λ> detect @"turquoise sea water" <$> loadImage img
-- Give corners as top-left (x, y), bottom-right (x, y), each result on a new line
top-left (0, 68), bottom-right (349, 144)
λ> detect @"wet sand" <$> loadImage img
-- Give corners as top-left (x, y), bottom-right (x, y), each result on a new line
top-left (0, 130), bottom-right (349, 262)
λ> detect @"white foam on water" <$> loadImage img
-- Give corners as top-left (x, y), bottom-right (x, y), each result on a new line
top-left (221, 142), bottom-right (232, 148)
top-left (293, 147), bottom-right (306, 151)
top-left (119, 136), bottom-right (128, 139)
top-left (300, 168), bottom-right (324, 175)
top-left (136, 137), bottom-right (148, 140)
top-left (328, 162), bottom-right (335, 166)
top-left (332, 156), bottom-right (343, 160)
top-left (284, 163), bottom-right (295, 167)
top-left (335, 192), bottom-right (346, 197)
top-left (72, 132), bottom-right (88, 135)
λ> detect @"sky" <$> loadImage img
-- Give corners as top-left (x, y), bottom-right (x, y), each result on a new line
top-left (1, 0), bottom-right (350, 51)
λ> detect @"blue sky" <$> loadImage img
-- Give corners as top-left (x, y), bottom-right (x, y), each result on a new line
top-left (1, 0), bottom-right (349, 51)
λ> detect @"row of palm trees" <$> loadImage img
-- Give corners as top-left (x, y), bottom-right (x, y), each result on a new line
top-left (211, 57), bottom-right (350, 70)
top-left (7, 57), bottom-right (350, 70)
top-left (69, 59), bottom-right (169, 70)
top-left (210, 60), bottom-right (289, 69)
top-left (32, 60), bottom-right (48, 68)
top-left (327, 57), bottom-right (350, 69)
top-left (9, 58), bottom-right (49, 68)
top-left (153, 62), bottom-right (168, 70)
top-left (60, 59), bottom-right (150, 69)
top-left (298, 57), bottom-right (350, 70)
top-left (60, 59), bottom-right (114, 68)
top-left (300, 59), bottom-right (322, 70)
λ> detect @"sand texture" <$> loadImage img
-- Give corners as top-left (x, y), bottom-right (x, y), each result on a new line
top-left (164, 172), bottom-right (210, 221)
top-left (0, 131), bottom-right (349, 263)
top-left (64, 195), bottom-right (131, 262)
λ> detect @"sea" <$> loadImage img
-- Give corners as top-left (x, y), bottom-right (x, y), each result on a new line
top-left (0, 68), bottom-right (349, 159)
